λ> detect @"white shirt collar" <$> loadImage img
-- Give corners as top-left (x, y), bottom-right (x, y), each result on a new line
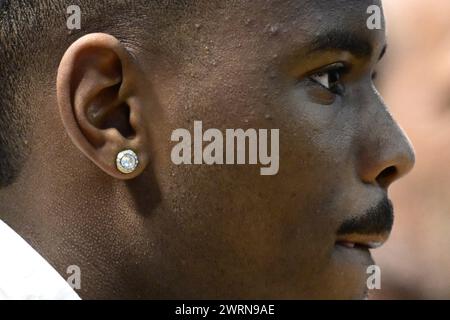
top-left (0, 219), bottom-right (81, 300)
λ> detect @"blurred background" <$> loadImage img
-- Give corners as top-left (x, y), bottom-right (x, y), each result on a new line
top-left (370, 0), bottom-right (450, 299)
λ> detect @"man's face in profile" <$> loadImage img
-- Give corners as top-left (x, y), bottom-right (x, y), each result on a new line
top-left (0, 0), bottom-right (415, 300)
top-left (132, 0), bottom-right (414, 299)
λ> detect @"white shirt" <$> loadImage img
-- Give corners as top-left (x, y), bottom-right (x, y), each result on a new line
top-left (0, 220), bottom-right (81, 300)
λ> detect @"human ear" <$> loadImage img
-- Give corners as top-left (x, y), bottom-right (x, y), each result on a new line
top-left (57, 33), bottom-right (150, 179)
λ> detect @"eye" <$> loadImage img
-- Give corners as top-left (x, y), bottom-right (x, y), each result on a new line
top-left (308, 63), bottom-right (347, 96)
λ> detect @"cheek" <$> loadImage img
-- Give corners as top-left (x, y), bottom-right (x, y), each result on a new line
top-left (158, 60), bottom-right (365, 291)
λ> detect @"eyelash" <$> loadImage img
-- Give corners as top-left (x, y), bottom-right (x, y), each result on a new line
top-left (308, 64), bottom-right (379, 96)
top-left (308, 63), bottom-right (348, 96)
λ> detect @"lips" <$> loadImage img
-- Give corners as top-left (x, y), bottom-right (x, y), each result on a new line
top-left (335, 198), bottom-right (394, 250)
top-left (335, 232), bottom-right (389, 250)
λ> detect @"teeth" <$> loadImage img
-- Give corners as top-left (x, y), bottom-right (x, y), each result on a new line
top-left (339, 241), bottom-right (355, 248)
top-left (367, 242), bottom-right (382, 249)
top-left (337, 241), bottom-right (383, 249)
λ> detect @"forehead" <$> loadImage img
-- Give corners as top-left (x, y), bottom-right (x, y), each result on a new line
top-left (196, 0), bottom-right (386, 60)
top-left (248, 0), bottom-right (382, 20)
top-left (219, 0), bottom-right (383, 27)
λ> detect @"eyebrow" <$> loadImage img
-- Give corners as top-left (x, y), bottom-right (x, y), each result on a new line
top-left (307, 30), bottom-right (386, 60)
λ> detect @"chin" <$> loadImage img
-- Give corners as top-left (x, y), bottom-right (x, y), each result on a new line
top-left (315, 245), bottom-right (375, 299)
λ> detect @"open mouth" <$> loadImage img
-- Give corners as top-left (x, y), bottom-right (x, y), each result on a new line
top-left (335, 233), bottom-right (388, 250)
top-left (335, 198), bottom-right (394, 251)
top-left (335, 240), bottom-right (382, 250)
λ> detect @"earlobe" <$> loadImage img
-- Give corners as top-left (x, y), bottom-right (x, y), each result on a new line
top-left (57, 33), bottom-right (150, 179)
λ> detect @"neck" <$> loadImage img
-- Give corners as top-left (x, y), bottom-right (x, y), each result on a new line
top-left (0, 171), bottom-right (152, 298)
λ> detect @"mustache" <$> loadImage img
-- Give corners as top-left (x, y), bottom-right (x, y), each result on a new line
top-left (337, 197), bottom-right (394, 236)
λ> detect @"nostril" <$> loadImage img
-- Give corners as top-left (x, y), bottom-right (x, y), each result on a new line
top-left (376, 166), bottom-right (398, 188)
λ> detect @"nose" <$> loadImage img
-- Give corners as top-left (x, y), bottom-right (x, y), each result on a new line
top-left (358, 108), bottom-right (415, 190)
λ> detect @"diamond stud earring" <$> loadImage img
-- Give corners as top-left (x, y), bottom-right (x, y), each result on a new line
top-left (116, 149), bottom-right (139, 174)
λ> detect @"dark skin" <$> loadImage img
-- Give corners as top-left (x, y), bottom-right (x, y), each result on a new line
top-left (0, 0), bottom-right (414, 299)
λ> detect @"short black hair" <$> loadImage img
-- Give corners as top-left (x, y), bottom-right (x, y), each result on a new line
top-left (0, 0), bottom-right (194, 187)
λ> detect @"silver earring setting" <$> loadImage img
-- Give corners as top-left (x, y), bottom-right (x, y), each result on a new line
top-left (116, 149), bottom-right (139, 174)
